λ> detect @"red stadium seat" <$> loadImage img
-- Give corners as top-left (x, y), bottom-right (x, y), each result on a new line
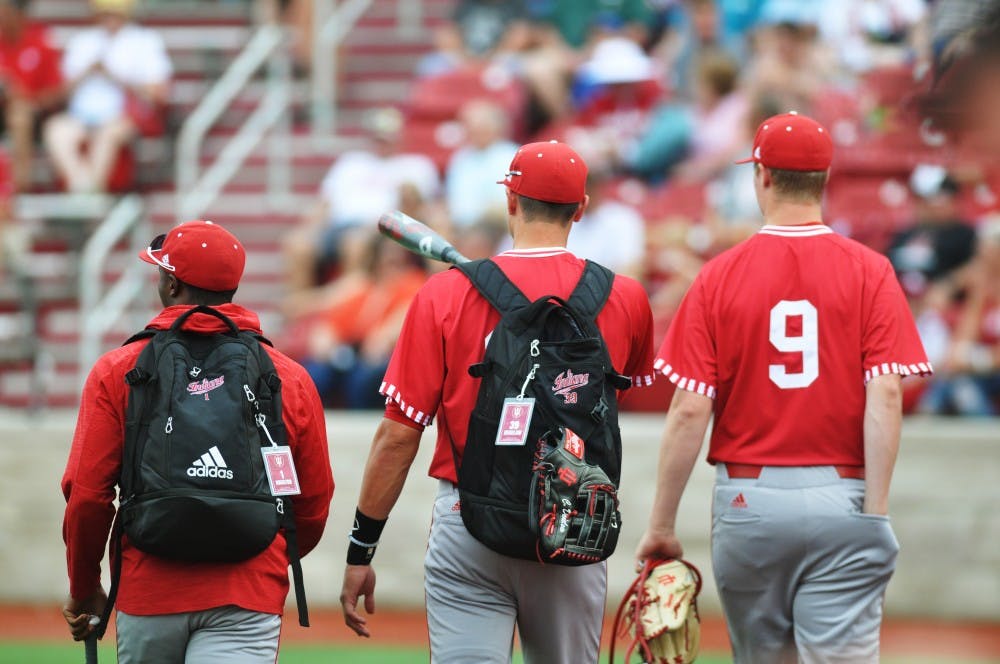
top-left (396, 117), bottom-right (462, 173)
top-left (400, 63), bottom-right (529, 172)
top-left (405, 63), bottom-right (527, 128)
top-left (823, 174), bottom-right (914, 251)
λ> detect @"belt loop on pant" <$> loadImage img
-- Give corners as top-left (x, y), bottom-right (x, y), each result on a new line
top-left (723, 463), bottom-right (865, 480)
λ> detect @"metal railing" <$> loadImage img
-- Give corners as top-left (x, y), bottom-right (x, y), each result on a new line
top-left (176, 24), bottom-right (291, 222)
top-left (78, 194), bottom-right (149, 388)
top-left (9, 194), bottom-right (120, 403)
top-left (311, 0), bottom-right (423, 139)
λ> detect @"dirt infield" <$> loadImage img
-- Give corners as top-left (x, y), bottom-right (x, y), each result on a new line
top-left (8, 604), bottom-right (998, 660)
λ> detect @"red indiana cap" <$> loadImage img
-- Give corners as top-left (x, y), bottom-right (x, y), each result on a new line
top-left (139, 220), bottom-right (246, 291)
top-left (497, 140), bottom-right (588, 204)
top-left (736, 112), bottom-right (833, 172)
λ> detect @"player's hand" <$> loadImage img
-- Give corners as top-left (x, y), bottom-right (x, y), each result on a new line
top-left (340, 564), bottom-right (377, 638)
top-left (62, 587), bottom-right (107, 641)
top-left (635, 527), bottom-right (684, 567)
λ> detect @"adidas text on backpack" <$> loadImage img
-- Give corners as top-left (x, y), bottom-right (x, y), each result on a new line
top-left (454, 259), bottom-right (631, 565)
top-left (97, 306), bottom-right (309, 637)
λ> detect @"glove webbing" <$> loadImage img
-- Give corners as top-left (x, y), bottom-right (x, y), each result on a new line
top-left (608, 558), bottom-right (702, 664)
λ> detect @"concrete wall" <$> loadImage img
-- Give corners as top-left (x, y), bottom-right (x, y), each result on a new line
top-left (2, 410), bottom-right (997, 619)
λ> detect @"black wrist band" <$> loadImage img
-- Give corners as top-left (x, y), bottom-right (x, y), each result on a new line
top-left (347, 539), bottom-right (378, 565)
top-left (346, 508), bottom-right (387, 565)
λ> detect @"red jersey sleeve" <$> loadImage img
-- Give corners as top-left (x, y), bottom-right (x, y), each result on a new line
top-left (378, 281), bottom-right (446, 427)
top-left (274, 355), bottom-right (334, 557)
top-left (62, 355), bottom-right (125, 600)
top-left (653, 274), bottom-right (718, 397)
top-left (862, 259), bottom-right (933, 382)
top-left (617, 277), bottom-right (657, 388)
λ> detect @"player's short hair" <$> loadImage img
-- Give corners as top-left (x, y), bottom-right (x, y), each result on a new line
top-left (178, 278), bottom-right (237, 305)
top-left (761, 165), bottom-right (828, 202)
top-left (517, 195), bottom-right (580, 225)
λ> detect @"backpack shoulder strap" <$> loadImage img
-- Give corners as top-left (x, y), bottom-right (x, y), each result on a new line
top-left (567, 260), bottom-right (614, 320)
top-left (122, 328), bottom-right (157, 347)
top-left (567, 260), bottom-right (632, 390)
top-left (454, 259), bottom-right (531, 315)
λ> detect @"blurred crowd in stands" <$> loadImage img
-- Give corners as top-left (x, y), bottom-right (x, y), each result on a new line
top-left (0, 0), bottom-right (172, 283)
top-left (0, 0), bottom-right (997, 415)
top-left (281, 0), bottom-right (1000, 415)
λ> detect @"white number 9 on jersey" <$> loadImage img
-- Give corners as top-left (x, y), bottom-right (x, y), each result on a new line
top-left (768, 300), bottom-right (818, 389)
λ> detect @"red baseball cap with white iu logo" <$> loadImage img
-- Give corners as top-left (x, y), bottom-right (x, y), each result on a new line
top-left (497, 140), bottom-right (588, 204)
top-left (736, 112), bottom-right (833, 172)
top-left (139, 220), bottom-right (246, 291)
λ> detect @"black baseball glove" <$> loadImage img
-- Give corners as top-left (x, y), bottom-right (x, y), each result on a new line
top-left (529, 428), bottom-right (621, 565)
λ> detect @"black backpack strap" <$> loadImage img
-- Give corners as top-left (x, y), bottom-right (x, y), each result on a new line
top-left (279, 497), bottom-right (309, 627)
top-left (454, 259), bottom-right (531, 315)
top-left (95, 510), bottom-right (123, 640)
top-left (567, 260), bottom-right (632, 391)
top-left (241, 334), bottom-right (308, 626)
top-left (456, 259), bottom-right (532, 379)
top-left (122, 328), bottom-right (156, 348)
top-left (567, 260), bottom-right (614, 320)
top-left (170, 305), bottom-right (240, 335)
top-left (120, 336), bottom-right (162, 497)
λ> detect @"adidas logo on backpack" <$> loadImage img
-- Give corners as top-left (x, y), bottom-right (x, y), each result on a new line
top-left (186, 445), bottom-right (234, 479)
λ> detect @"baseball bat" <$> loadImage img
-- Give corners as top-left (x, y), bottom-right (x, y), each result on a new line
top-left (377, 210), bottom-right (471, 265)
top-left (85, 616), bottom-right (99, 664)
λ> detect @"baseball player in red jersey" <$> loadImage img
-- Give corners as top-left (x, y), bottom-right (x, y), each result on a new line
top-left (635, 113), bottom-right (932, 663)
top-left (339, 141), bottom-right (656, 663)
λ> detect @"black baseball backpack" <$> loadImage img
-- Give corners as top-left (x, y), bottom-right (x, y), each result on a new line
top-left (96, 306), bottom-right (308, 638)
top-left (453, 259), bottom-right (631, 565)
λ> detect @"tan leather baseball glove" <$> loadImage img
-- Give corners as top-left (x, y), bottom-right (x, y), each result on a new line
top-left (610, 558), bottom-right (702, 664)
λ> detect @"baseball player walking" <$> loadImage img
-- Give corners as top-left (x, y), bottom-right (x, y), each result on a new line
top-left (636, 113), bottom-right (932, 663)
top-left (339, 141), bottom-right (656, 663)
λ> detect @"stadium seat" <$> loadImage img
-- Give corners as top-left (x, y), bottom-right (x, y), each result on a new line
top-left (823, 174), bottom-right (914, 251)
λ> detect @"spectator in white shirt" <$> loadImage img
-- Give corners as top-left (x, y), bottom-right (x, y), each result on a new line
top-left (445, 98), bottom-right (518, 229)
top-left (283, 107), bottom-right (441, 297)
top-left (566, 172), bottom-right (646, 279)
top-left (43, 0), bottom-right (171, 193)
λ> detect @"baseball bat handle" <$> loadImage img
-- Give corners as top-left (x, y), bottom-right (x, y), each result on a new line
top-left (377, 210), bottom-right (471, 265)
top-left (85, 615), bottom-right (100, 664)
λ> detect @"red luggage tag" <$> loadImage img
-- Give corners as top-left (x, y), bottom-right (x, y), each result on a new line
top-left (495, 398), bottom-right (535, 446)
top-left (261, 446), bottom-right (301, 496)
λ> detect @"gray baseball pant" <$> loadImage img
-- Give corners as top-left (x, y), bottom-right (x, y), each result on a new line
top-left (116, 605), bottom-right (281, 664)
top-left (712, 465), bottom-right (899, 664)
top-left (425, 480), bottom-right (607, 664)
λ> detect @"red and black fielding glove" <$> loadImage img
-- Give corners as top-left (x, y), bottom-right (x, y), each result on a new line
top-left (529, 428), bottom-right (621, 565)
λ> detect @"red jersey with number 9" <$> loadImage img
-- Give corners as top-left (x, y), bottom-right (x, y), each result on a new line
top-left (654, 224), bottom-right (931, 466)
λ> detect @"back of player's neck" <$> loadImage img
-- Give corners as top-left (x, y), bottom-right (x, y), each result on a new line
top-left (764, 203), bottom-right (824, 227)
top-left (511, 224), bottom-right (570, 250)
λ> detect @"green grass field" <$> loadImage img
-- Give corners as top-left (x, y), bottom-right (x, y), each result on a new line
top-left (2, 642), bottom-right (995, 664)
top-left (0, 642), bottom-right (734, 663)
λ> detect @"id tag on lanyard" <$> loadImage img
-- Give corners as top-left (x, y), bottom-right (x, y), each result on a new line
top-left (261, 446), bottom-right (301, 496)
top-left (495, 397), bottom-right (535, 446)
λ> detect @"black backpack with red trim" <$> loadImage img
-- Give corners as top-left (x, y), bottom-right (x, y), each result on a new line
top-left (454, 259), bottom-right (630, 565)
top-left (95, 306), bottom-right (308, 639)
